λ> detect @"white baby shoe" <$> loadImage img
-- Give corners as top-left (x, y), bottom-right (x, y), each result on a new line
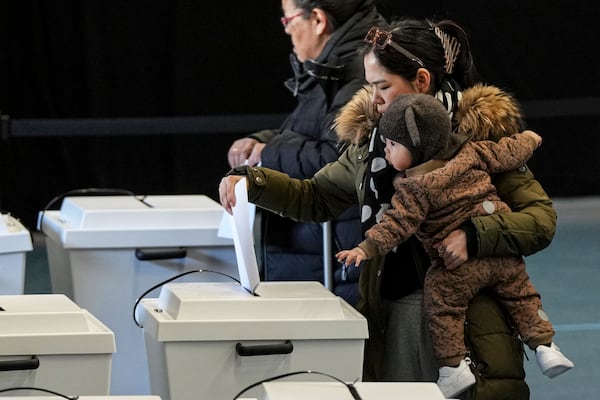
top-left (536, 342), bottom-right (574, 378)
top-left (437, 358), bottom-right (476, 398)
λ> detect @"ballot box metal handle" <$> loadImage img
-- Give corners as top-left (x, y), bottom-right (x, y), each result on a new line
top-left (0, 355), bottom-right (40, 372)
top-left (135, 247), bottom-right (187, 261)
top-left (235, 340), bottom-right (294, 357)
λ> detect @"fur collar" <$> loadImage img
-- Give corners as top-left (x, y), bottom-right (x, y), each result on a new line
top-left (333, 86), bottom-right (379, 145)
top-left (333, 83), bottom-right (523, 145)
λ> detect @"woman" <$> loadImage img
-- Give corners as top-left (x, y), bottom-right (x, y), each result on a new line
top-left (220, 18), bottom-right (556, 399)
top-left (226, 0), bottom-right (385, 306)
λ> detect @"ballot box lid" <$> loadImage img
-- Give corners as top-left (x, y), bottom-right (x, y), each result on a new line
top-left (39, 195), bottom-right (232, 248)
top-left (0, 214), bottom-right (33, 254)
top-left (0, 294), bottom-right (116, 355)
top-left (139, 282), bottom-right (368, 341)
top-left (257, 381), bottom-right (445, 400)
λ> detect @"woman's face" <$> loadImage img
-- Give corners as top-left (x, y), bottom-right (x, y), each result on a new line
top-left (281, 0), bottom-right (327, 62)
top-left (364, 51), bottom-right (419, 114)
top-left (384, 138), bottom-right (413, 171)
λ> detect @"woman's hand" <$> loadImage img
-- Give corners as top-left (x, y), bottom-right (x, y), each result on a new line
top-left (228, 138), bottom-right (262, 168)
top-left (336, 247), bottom-right (368, 268)
top-left (433, 229), bottom-right (469, 270)
top-left (218, 175), bottom-right (245, 214)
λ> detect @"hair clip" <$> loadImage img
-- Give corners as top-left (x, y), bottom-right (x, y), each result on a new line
top-left (434, 26), bottom-right (461, 74)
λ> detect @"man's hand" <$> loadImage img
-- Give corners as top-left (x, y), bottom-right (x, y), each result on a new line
top-left (228, 138), bottom-right (262, 168)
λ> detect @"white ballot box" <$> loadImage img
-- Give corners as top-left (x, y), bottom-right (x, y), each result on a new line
top-left (0, 294), bottom-right (115, 395)
top-left (0, 214), bottom-right (33, 295)
top-left (138, 281), bottom-right (368, 400)
top-left (255, 381), bottom-right (445, 400)
top-left (39, 195), bottom-right (236, 395)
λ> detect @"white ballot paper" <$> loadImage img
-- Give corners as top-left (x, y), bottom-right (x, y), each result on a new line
top-left (227, 178), bottom-right (261, 293)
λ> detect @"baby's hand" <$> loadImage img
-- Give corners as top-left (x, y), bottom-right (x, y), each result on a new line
top-left (336, 247), bottom-right (368, 268)
top-left (522, 130), bottom-right (542, 147)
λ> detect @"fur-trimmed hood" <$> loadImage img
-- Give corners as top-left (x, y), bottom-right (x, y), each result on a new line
top-left (333, 85), bottom-right (379, 144)
top-left (455, 84), bottom-right (523, 141)
top-left (334, 83), bottom-right (523, 144)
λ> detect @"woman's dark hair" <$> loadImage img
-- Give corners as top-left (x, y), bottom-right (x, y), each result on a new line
top-left (294, 0), bottom-right (368, 32)
top-left (363, 17), bottom-right (479, 92)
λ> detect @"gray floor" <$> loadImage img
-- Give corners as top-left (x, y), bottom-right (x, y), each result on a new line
top-left (521, 197), bottom-right (600, 399)
top-left (22, 196), bottom-right (600, 399)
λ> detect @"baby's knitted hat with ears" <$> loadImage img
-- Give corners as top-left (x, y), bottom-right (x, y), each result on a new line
top-left (378, 93), bottom-right (453, 166)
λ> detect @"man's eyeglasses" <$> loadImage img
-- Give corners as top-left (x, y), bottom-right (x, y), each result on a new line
top-left (364, 26), bottom-right (425, 68)
top-left (280, 11), bottom-right (304, 28)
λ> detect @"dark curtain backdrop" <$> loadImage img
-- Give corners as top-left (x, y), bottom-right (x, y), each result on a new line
top-left (1, 0), bottom-right (599, 228)
top-left (0, 0), bottom-right (295, 118)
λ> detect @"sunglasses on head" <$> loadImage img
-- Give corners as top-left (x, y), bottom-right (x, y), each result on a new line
top-left (364, 27), bottom-right (425, 68)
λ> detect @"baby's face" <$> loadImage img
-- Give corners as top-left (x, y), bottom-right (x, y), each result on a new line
top-left (384, 138), bottom-right (413, 171)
